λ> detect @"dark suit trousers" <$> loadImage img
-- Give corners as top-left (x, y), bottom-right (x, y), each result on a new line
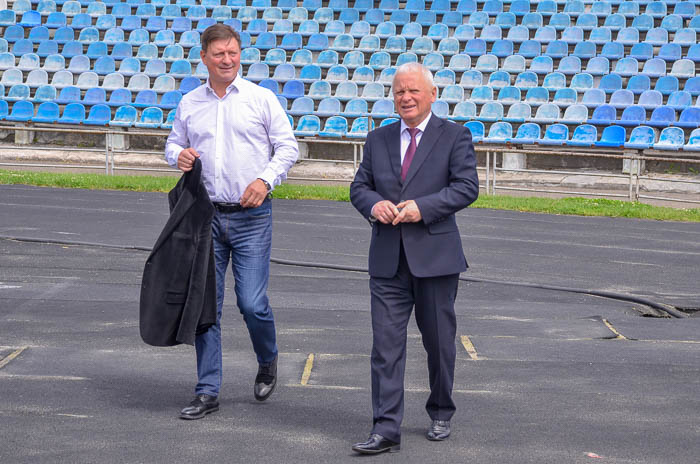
top-left (369, 244), bottom-right (459, 443)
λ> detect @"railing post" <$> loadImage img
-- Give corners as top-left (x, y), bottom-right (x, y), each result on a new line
top-left (105, 132), bottom-right (110, 175)
top-left (485, 150), bottom-right (490, 195)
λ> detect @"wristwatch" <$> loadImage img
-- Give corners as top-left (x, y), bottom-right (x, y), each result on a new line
top-left (258, 178), bottom-right (271, 191)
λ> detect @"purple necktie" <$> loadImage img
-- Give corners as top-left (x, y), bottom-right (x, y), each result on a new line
top-left (401, 127), bottom-right (420, 181)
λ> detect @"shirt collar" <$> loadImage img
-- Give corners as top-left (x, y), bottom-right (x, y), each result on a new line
top-left (400, 112), bottom-right (432, 135)
top-left (205, 75), bottom-right (242, 98)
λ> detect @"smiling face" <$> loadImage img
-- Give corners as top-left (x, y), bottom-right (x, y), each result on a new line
top-left (200, 37), bottom-right (240, 89)
top-left (392, 69), bottom-right (437, 128)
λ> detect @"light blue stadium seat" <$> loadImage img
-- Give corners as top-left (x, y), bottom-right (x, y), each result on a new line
top-left (529, 55), bottom-right (553, 75)
top-left (518, 40), bottom-right (541, 59)
top-left (645, 28), bottom-right (668, 48)
top-left (291, 49), bottom-right (313, 68)
top-left (676, 107), bottom-right (700, 129)
top-left (481, 24), bottom-right (502, 42)
top-left (6, 100), bottom-right (34, 121)
top-left (437, 38), bottom-right (460, 56)
top-left (375, 21), bottom-right (395, 39)
top-left (347, 116), bottom-right (373, 138)
top-left (483, 121), bottom-right (512, 144)
top-left (289, 96), bottom-right (314, 116)
top-left (620, 2), bottom-right (641, 19)
top-left (144, 59), bottom-right (166, 78)
top-left (178, 76), bottom-right (201, 95)
top-left (169, 17), bottom-right (192, 34)
top-left (603, 13), bottom-right (626, 31)
top-left (495, 12), bottom-right (515, 29)
top-left (492, 39), bottom-right (514, 59)
top-left (12, 39), bottom-right (34, 57)
top-left (431, 100), bottom-right (449, 118)
top-left (645, 1), bottom-right (667, 19)
top-left (272, 19), bottom-right (293, 36)
top-left (370, 99), bottom-right (395, 118)
top-left (567, 124), bottom-right (597, 146)
top-left (629, 42), bottom-right (654, 62)
top-left (562, 104), bottom-right (588, 123)
top-left (639, 89), bottom-right (664, 109)
top-left (625, 75), bottom-right (651, 96)
top-left (385, 36), bottom-right (407, 54)
top-left (0, 10), bottom-right (16, 28)
top-left (86, 41), bottom-right (109, 60)
top-left (588, 104), bottom-right (617, 125)
top-left (247, 62), bottom-right (270, 81)
top-left (309, 80), bottom-right (331, 100)
top-left (557, 56), bottom-right (581, 76)
top-left (461, 38), bottom-right (484, 57)
top-left (400, 22), bottom-right (423, 41)
top-left (395, 52), bottom-right (417, 67)
top-left (538, 123), bottom-right (569, 145)
top-left (670, 59), bottom-right (695, 79)
top-left (573, 41), bottom-right (596, 59)
top-left (656, 76), bottom-right (680, 95)
top-left (488, 71), bottom-right (511, 89)
top-left (545, 40), bottom-right (569, 60)
top-left (553, 88), bottom-right (577, 107)
top-left (280, 32), bottom-right (302, 51)
top-left (614, 58), bottom-right (639, 78)
top-left (689, 17), bottom-right (700, 34)
top-left (0, 67), bottom-right (23, 87)
top-left (515, 71), bottom-right (539, 90)
top-left (525, 87), bottom-right (549, 107)
top-left (18, 53), bottom-right (40, 72)
top-left (598, 73), bottom-right (622, 94)
top-left (451, 101), bottom-right (477, 121)
top-left (341, 97), bottom-right (367, 116)
top-left (475, 54), bottom-right (498, 73)
top-left (617, 105), bottom-right (645, 127)
top-left (550, 12), bottom-right (571, 31)
top-left (378, 67), bottom-right (396, 85)
top-left (352, 65), bottom-right (375, 83)
top-left (617, 27), bottom-right (640, 46)
top-left (599, 42), bottom-right (623, 62)
top-left (76, 71), bottom-right (98, 90)
top-left (434, 68), bottom-right (456, 88)
top-left (469, 85), bottom-right (493, 104)
top-left (109, 104), bottom-right (137, 127)
top-left (264, 49), bottom-right (287, 66)
top-left (0, 52), bottom-right (15, 71)
top-left (653, 126), bottom-right (684, 150)
top-left (134, 106), bottom-right (163, 129)
top-left (33, 83), bottom-right (56, 102)
top-left (42, 53), bottom-right (65, 72)
top-left (358, 35), bottom-right (380, 53)
top-left (667, 91), bottom-right (692, 111)
top-left (49, 69), bottom-right (73, 89)
top-left (127, 72), bottom-right (151, 92)
top-left (311, 6), bottom-right (332, 23)
top-left (318, 115), bottom-right (348, 137)
top-left (463, 120), bottom-right (483, 142)
top-left (575, 13), bottom-right (597, 31)
top-left (423, 52), bottom-right (444, 72)
top-left (502, 55), bottom-right (525, 74)
top-left (154, 30), bottom-right (175, 48)
top-left (625, 125), bottom-right (657, 149)
top-left (273, 63), bottom-right (296, 82)
top-left (589, 27), bottom-right (612, 46)
top-left (534, 26), bottom-right (557, 44)
top-left (508, 122), bottom-right (540, 144)
top-left (415, 11), bottom-right (437, 27)
top-left (325, 64), bottom-right (348, 83)
top-left (477, 101), bottom-right (504, 122)
top-left (460, 70), bottom-right (483, 89)
top-left (440, 84), bottom-right (464, 104)
top-left (454, 24), bottom-right (476, 42)
top-left (92, 56), bottom-right (115, 76)
top-left (329, 34), bottom-right (353, 52)
top-left (648, 106), bottom-right (676, 127)
top-left (294, 114), bottom-right (320, 136)
top-left (317, 50), bottom-right (338, 68)
top-left (532, 103), bottom-right (561, 123)
top-left (504, 101), bottom-right (531, 122)
top-left (342, 50), bottom-right (364, 69)
top-left (682, 128), bottom-right (700, 151)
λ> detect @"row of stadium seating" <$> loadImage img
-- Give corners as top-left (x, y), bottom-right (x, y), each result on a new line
top-left (3, 99), bottom-right (700, 151)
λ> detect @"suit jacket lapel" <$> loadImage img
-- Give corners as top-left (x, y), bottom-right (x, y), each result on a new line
top-left (402, 114), bottom-right (444, 189)
top-left (385, 120), bottom-right (402, 181)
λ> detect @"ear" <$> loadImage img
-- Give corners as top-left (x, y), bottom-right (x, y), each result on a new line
top-left (430, 86), bottom-right (437, 103)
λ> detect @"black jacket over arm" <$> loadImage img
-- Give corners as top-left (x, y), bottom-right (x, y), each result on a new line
top-left (139, 159), bottom-right (217, 346)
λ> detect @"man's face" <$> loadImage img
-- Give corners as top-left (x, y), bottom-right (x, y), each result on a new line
top-left (200, 38), bottom-right (241, 87)
top-left (393, 71), bottom-right (436, 128)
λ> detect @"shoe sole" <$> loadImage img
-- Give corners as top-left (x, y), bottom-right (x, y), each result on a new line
top-left (179, 406), bottom-right (219, 420)
top-left (352, 445), bottom-right (401, 454)
top-left (254, 381), bottom-right (276, 402)
top-left (426, 433), bottom-right (450, 441)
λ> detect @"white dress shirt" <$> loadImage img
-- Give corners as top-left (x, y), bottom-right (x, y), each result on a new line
top-left (165, 75), bottom-right (299, 203)
top-left (399, 112), bottom-right (432, 163)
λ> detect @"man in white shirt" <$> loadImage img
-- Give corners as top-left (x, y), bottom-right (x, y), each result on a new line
top-left (165, 24), bottom-right (299, 420)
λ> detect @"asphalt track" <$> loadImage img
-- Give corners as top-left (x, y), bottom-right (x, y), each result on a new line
top-left (1, 184), bottom-right (699, 464)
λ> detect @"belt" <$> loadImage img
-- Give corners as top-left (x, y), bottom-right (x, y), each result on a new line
top-left (213, 202), bottom-right (245, 213)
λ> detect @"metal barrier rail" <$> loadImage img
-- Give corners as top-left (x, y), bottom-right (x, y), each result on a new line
top-left (0, 124), bottom-right (698, 205)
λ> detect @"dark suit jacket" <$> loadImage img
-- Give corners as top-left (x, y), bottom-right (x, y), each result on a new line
top-left (350, 114), bottom-right (479, 278)
top-left (139, 159), bottom-right (217, 346)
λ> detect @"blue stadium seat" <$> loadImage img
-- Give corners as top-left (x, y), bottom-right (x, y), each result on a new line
top-left (6, 100), bottom-right (34, 121)
top-left (454, 25), bottom-right (476, 42)
top-left (352, 65), bottom-right (375, 83)
top-left (653, 126), bottom-right (684, 150)
top-left (469, 85), bottom-right (493, 104)
top-left (464, 39), bottom-right (485, 57)
top-left (509, 122), bottom-right (540, 144)
top-left (294, 114), bottom-right (321, 136)
top-left (538, 123), bottom-right (569, 145)
top-left (246, 63), bottom-right (268, 82)
top-left (617, 105), bottom-right (646, 127)
top-left (33, 84), bottom-right (56, 102)
top-left (530, 55), bottom-right (554, 75)
top-left (57, 102), bottom-right (85, 124)
top-left (603, 13), bottom-right (625, 31)
top-left (475, 54), bottom-right (498, 73)
top-left (594, 125), bottom-right (626, 148)
top-left (18, 53), bottom-right (40, 72)
top-left (504, 102), bottom-right (531, 122)
top-left (648, 106), bottom-right (676, 127)
top-left (135, 4), bottom-right (156, 19)
top-left (281, 79), bottom-right (304, 100)
top-left (567, 124), bottom-right (597, 146)
top-left (109, 104), bottom-right (138, 127)
top-left (460, 70), bottom-right (483, 89)
top-left (415, 11), bottom-right (437, 27)
top-left (82, 87), bottom-right (106, 106)
top-left (308, 80), bottom-right (331, 100)
top-left (395, 52), bottom-right (417, 68)
top-left (645, 28), bottom-right (669, 47)
top-left (178, 76), bottom-right (201, 95)
top-left (440, 85), bottom-right (464, 104)
top-left (541, 72), bottom-right (565, 91)
top-left (108, 88), bottom-right (132, 106)
top-left (347, 116), bottom-right (373, 138)
top-left (341, 97), bottom-right (367, 117)
top-left (370, 99), bottom-right (395, 118)
top-left (575, 13), bottom-right (597, 31)
top-left (598, 73), bottom-right (622, 94)
top-left (532, 103), bottom-right (561, 123)
top-left (629, 42), bottom-right (653, 62)
top-left (558, 56), bottom-right (581, 76)
top-left (264, 49), bottom-right (287, 66)
top-left (27, 26), bottom-right (48, 44)
top-left (600, 42), bottom-right (624, 61)
top-left (553, 88), bottom-right (577, 107)
top-left (518, 40), bottom-right (541, 59)
top-left (43, 53), bottom-right (65, 72)
top-left (545, 40), bottom-right (569, 60)
top-left (318, 115), bottom-right (348, 137)
top-left (133, 89), bottom-right (157, 108)
top-left (463, 120), bottom-right (484, 143)
top-left (483, 121), bottom-right (512, 144)
top-left (378, 68), bottom-right (396, 86)
top-left (492, 39), bottom-right (514, 59)
top-left (562, 104), bottom-right (588, 123)
top-left (588, 104), bottom-right (617, 125)
top-left (12, 39), bottom-right (34, 57)
top-left (609, 89), bottom-right (635, 109)
top-left (624, 125), bottom-right (656, 149)
top-left (667, 91), bottom-right (692, 111)
top-left (534, 26), bottom-right (557, 44)
top-left (423, 52), bottom-right (444, 72)
top-left (683, 128), bottom-right (700, 152)
top-left (431, 100), bottom-right (449, 118)
top-left (289, 96), bottom-right (314, 116)
top-left (134, 106), bottom-right (163, 129)
top-left (325, 64), bottom-right (348, 83)
top-left (342, 50), bottom-right (364, 69)
top-left (521, 12), bottom-right (542, 30)
top-left (561, 26), bottom-right (584, 44)
top-left (495, 12), bottom-right (515, 30)
top-left (656, 75), bottom-right (680, 95)
top-left (676, 107), bottom-right (700, 129)
top-left (502, 55), bottom-right (525, 74)
top-left (641, 59), bottom-right (667, 80)
top-left (514, 71), bottom-right (539, 90)
top-left (55, 85), bottom-right (80, 105)
top-left (0, 10), bottom-right (16, 28)
top-left (488, 71), bottom-right (510, 89)
top-left (670, 59), bottom-right (695, 79)
top-left (658, 43), bottom-right (682, 63)
top-left (626, 75), bottom-right (651, 96)
top-left (273, 63), bottom-right (296, 82)
top-left (290, 49), bottom-right (313, 67)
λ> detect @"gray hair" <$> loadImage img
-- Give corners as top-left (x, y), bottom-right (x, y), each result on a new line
top-left (392, 63), bottom-right (435, 92)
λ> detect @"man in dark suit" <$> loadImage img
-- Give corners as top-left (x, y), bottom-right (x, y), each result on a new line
top-left (350, 62), bottom-right (479, 454)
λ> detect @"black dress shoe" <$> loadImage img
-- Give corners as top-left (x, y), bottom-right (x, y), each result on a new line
top-left (254, 355), bottom-right (277, 401)
top-left (179, 394), bottom-right (219, 420)
top-left (352, 434), bottom-right (400, 454)
top-left (426, 420), bottom-right (451, 441)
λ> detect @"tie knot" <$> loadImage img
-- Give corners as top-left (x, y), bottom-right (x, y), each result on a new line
top-left (407, 128), bottom-right (420, 138)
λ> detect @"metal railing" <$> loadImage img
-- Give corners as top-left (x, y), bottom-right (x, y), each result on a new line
top-left (1, 123), bottom-right (699, 205)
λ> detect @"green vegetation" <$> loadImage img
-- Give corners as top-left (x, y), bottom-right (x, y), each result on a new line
top-left (1, 169), bottom-right (698, 222)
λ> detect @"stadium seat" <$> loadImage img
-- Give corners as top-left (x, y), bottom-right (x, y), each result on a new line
top-left (504, 102), bottom-right (531, 122)
top-left (483, 121), bottom-right (512, 144)
top-left (588, 104), bottom-right (617, 125)
top-left (658, 43), bottom-right (682, 63)
top-left (590, 27), bottom-right (612, 45)
top-left (477, 101), bottom-right (504, 122)
top-left (57, 102), bottom-right (85, 124)
top-left (542, 72), bottom-right (566, 91)
top-left (341, 97), bottom-right (367, 117)
top-left (538, 123), bottom-right (569, 145)
top-left (43, 54), bottom-right (65, 72)
top-left (82, 87), bottom-right (106, 106)
top-left (609, 90), bottom-right (635, 109)
top-left (532, 103), bottom-right (561, 124)
top-left (653, 126), bottom-right (684, 150)
top-left (498, 86), bottom-right (521, 104)
top-left (134, 107), bottom-right (163, 129)
top-left (431, 100), bottom-right (449, 118)
top-left (318, 115), bottom-right (347, 137)
top-left (347, 116), bottom-right (373, 138)
top-left (515, 71), bottom-right (538, 90)
top-left (670, 59), bottom-right (695, 79)
top-left (625, 125), bottom-right (656, 149)
top-left (294, 114), bottom-right (321, 136)
top-left (673, 28), bottom-right (696, 47)
top-left (615, 58), bottom-right (639, 78)
top-left (562, 104), bottom-right (588, 124)
top-left (639, 90), bottom-right (664, 109)
top-left (641, 59), bottom-right (667, 79)
top-left (676, 107), bottom-right (700, 129)
top-left (545, 40), bottom-right (569, 60)
top-left (32, 84), bottom-right (56, 102)
top-left (462, 120), bottom-right (483, 143)
top-left (6, 100), bottom-right (34, 121)
top-left (451, 101), bottom-right (477, 121)
top-left (108, 88), bottom-right (132, 107)
top-left (509, 122), bottom-right (540, 144)
top-left (352, 66), bottom-right (374, 83)
top-left (600, 42), bottom-right (624, 61)
top-left (440, 85), bottom-right (464, 104)
top-left (460, 70), bottom-right (483, 89)
top-left (598, 74), bottom-right (622, 94)
top-left (682, 128), bottom-right (700, 151)
top-left (572, 41), bottom-right (596, 60)
top-left (502, 55), bottom-right (526, 74)
top-left (558, 56), bottom-right (581, 76)
top-left (469, 85), bottom-right (493, 104)
top-left (648, 106), bottom-right (677, 127)
top-left (530, 56), bottom-right (554, 75)
top-left (109, 105), bottom-right (138, 127)
top-left (656, 76), bottom-right (680, 95)
top-left (595, 125), bottom-right (626, 147)
top-left (18, 53), bottom-right (40, 72)
top-left (667, 91), bottom-right (692, 111)
top-left (524, 87), bottom-right (549, 107)
top-left (488, 71), bottom-right (510, 89)
top-left (567, 124), bottom-right (597, 147)
top-left (619, 106), bottom-right (646, 127)
top-left (553, 88), bottom-right (577, 108)
top-left (50, 70), bottom-right (74, 89)
top-left (81, 103), bottom-right (110, 126)
top-left (370, 99), bottom-right (395, 118)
